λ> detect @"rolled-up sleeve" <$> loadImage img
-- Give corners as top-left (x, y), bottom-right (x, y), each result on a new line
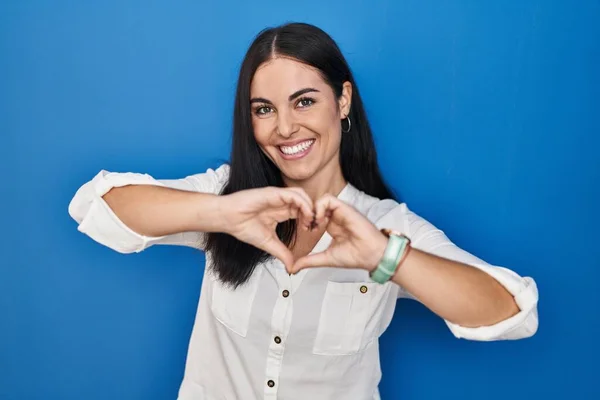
top-left (391, 204), bottom-right (539, 341)
top-left (68, 164), bottom-right (230, 254)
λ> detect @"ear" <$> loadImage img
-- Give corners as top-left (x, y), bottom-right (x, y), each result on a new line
top-left (338, 81), bottom-right (353, 118)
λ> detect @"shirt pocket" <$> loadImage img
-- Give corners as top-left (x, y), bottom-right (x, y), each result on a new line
top-left (209, 267), bottom-right (263, 337)
top-left (313, 281), bottom-right (390, 356)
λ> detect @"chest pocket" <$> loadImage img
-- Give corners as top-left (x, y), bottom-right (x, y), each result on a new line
top-left (313, 280), bottom-right (391, 356)
top-left (209, 267), bottom-right (263, 337)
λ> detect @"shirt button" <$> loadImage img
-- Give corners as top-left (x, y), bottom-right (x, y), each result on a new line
top-left (274, 336), bottom-right (281, 344)
top-left (267, 380), bottom-right (275, 388)
top-left (360, 285), bottom-right (368, 294)
top-left (282, 289), bottom-right (290, 298)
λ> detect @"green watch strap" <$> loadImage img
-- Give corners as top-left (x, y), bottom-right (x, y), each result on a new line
top-left (370, 234), bottom-right (409, 284)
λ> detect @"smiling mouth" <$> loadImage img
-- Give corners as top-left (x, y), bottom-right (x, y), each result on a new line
top-left (278, 139), bottom-right (315, 156)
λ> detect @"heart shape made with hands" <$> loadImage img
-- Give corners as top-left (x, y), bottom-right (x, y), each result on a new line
top-left (225, 187), bottom-right (386, 275)
top-left (276, 193), bottom-right (385, 275)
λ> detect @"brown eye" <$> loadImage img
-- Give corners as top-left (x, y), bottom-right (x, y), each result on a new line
top-left (297, 97), bottom-right (315, 108)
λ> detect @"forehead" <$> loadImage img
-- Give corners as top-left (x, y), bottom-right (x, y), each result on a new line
top-left (250, 57), bottom-right (329, 98)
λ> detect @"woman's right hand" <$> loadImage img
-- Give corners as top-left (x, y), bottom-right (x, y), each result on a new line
top-left (218, 187), bottom-right (314, 271)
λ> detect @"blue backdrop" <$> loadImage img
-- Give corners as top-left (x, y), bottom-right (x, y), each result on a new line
top-left (2, 1), bottom-right (599, 399)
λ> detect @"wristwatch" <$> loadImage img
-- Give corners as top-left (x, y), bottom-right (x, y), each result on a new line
top-left (370, 229), bottom-right (411, 284)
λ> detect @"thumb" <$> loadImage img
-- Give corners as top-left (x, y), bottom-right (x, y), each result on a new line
top-left (291, 251), bottom-right (333, 274)
top-left (260, 236), bottom-right (294, 273)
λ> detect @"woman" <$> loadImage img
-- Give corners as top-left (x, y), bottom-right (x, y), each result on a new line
top-left (68, 22), bottom-right (539, 400)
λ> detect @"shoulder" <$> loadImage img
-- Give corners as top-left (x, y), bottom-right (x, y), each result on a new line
top-left (346, 184), bottom-right (414, 233)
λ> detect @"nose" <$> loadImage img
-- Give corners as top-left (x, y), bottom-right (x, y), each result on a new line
top-left (276, 110), bottom-right (298, 138)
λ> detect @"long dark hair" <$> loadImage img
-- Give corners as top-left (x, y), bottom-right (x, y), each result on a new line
top-left (205, 22), bottom-right (395, 288)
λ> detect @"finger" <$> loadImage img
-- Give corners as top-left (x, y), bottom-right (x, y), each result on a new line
top-left (269, 205), bottom-right (299, 223)
top-left (275, 189), bottom-right (314, 221)
top-left (279, 191), bottom-right (315, 228)
top-left (285, 187), bottom-right (315, 228)
top-left (314, 195), bottom-right (350, 227)
top-left (263, 195), bottom-right (306, 227)
top-left (318, 197), bottom-right (377, 240)
top-left (288, 205), bottom-right (299, 220)
top-left (286, 187), bottom-right (313, 211)
top-left (291, 251), bottom-right (333, 273)
top-left (323, 218), bottom-right (346, 238)
top-left (259, 236), bottom-right (295, 272)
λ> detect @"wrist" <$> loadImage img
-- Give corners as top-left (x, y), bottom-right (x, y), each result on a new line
top-left (369, 229), bottom-right (412, 284)
top-left (366, 231), bottom-right (389, 272)
top-left (190, 192), bottom-right (226, 233)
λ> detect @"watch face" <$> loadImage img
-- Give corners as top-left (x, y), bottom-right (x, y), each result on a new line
top-left (380, 228), bottom-right (411, 243)
top-left (381, 228), bottom-right (404, 238)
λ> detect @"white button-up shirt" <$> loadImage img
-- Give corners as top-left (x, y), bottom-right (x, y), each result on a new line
top-left (68, 164), bottom-right (539, 400)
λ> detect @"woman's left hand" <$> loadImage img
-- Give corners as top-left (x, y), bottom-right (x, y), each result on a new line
top-left (290, 194), bottom-right (388, 273)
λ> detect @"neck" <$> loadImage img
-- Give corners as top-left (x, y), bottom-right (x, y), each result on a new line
top-left (282, 158), bottom-right (347, 201)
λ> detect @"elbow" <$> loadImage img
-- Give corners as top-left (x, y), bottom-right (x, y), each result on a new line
top-left (68, 172), bottom-right (106, 225)
top-left (458, 268), bottom-right (540, 341)
top-left (68, 170), bottom-right (111, 224)
top-left (66, 170), bottom-right (151, 255)
top-left (511, 307), bottom-right (539, 340)
top-left (68, 189), bottom-right (89, 225)
top-left (447, 302), bottom-right (539, 342)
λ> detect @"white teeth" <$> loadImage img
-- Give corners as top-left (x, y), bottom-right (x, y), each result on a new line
top-left (280, 140), bottom-right (314, 155)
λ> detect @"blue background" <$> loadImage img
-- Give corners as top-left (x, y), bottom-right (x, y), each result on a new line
top-left (2, 1), bottom-right (599, 399)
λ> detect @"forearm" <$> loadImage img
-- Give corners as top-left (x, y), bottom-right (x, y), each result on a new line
top-left (392, 247), bottom-right (520, 327)
top-left (103, 185), bottom-right (224, 237)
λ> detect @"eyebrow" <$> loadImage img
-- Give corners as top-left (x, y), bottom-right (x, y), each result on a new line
top-left (289, 87), bottom-right (319, 101)
top-left (250, 87), bottom-right (320, 104)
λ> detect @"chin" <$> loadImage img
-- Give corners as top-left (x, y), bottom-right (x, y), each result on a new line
top-left (277, 160), bottom-right (319, 183)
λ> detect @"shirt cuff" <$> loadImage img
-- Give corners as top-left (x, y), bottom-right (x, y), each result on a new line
top-left (445, 264), bottom-right (539, 341)
top-left (76, 170), bottom-right (167, 253)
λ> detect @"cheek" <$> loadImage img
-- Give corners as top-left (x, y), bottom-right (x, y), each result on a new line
top-left (316, 111), bottom-right (342, 144)
top-left (252, 119), bottom-right (271, 147)
top-left (304, 107), bottom-right (339, 135)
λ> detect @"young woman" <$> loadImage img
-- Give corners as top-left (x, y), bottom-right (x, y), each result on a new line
top-left (68, 22), bottom-right (539, 400)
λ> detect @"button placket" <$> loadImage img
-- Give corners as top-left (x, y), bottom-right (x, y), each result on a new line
top-left (264, 268), bottom-right (295, 399)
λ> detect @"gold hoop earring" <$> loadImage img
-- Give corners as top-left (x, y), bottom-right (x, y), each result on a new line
top-left (342, 115), bottom-right (351, 133)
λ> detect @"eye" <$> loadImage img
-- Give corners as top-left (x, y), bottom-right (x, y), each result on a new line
top-left (254, 105), bottom-right (274, 116)
top-left (296, 97), bottom-right (315, 108)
